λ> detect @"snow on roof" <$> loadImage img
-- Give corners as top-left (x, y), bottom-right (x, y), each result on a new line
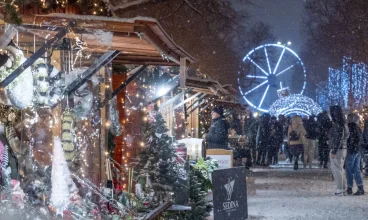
top-left (44, 13), bottom-right (158, 24)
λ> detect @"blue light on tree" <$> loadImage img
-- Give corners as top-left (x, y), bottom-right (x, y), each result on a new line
top-left (328, 56), bottom-right (368, 109)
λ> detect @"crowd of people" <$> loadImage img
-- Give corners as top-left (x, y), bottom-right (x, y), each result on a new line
top-left (204, 105), bottom-right (368, 196)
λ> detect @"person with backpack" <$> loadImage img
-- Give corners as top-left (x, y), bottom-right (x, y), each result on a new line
top-left (304, 115), bottom-right (318, 168)
top-left (346, 113), bottom-right (365, 195)
top-left (329, 105), bottom-right (349, 196)
top-left (288, 116), bottom-right (307, 170)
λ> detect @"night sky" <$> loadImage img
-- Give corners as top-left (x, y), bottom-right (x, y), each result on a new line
top-left (248, 0), bottom-right (305, 53)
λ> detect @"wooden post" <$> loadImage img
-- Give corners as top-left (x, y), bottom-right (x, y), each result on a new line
top-left (179, 57), bottom-right (187, 89)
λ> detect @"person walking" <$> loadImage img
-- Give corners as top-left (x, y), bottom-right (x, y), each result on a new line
top-left (256, 114), bottom-right (271, 166)
top-left (244, 113), bottom-right (258, 165)
top-left (346, 113), bottom-right (365, 195)
top-left (317, 112), bottom-right (332, 168)
top-left (205, 106), bottom-right (229, 149)
top-left (288, 116), bottom-right (307, 170)
top-left (362, 115), bottom-right (368, 177)
top-left (304, 115), bottom-right (318, 168)
top-left (268, 116), bottom-right (283, 165)
top-left (329, 105), bottom-right (349, 196)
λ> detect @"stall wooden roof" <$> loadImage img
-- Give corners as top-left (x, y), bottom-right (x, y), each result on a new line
top-left (4, 14), bottom-right (196, 66)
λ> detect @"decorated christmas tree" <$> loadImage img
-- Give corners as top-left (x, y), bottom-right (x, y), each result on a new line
top-left (132, 106), bottom-right (182, 208)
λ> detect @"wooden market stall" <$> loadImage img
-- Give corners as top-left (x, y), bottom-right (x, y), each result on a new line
top-left (0, 13), bottom-right (195, 191)
top-left (185, 72), bottom-right (246, 138)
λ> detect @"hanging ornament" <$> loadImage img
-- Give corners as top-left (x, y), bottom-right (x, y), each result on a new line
top-left (0, 44), bottom-right (34, 109)
top-left (61, 110), bottom-right (75, 162)
top-left (109, 97), bottom-right (122, 136)
top-left (32, 62), bottom-right (64, 107)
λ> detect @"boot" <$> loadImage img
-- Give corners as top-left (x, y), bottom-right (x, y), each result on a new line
top-left (353, 186), bottom-right (365, 196)
top-left (293, 160), bottom-right (299, 170)
top-left (347, 187), bottom-right (353, 195)
top-left (323, 161), bottom-right (328, 169)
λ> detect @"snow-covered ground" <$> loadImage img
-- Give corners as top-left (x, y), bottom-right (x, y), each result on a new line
top-left (208, 162), bottom-right (368, 220)
top-left (247, 165), bottom-right (368, 220)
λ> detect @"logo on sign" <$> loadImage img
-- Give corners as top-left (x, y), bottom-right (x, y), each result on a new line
top-left (223, 179), bottom-right (239, 211)
top-left (224, 180), bottom-right (235, 201)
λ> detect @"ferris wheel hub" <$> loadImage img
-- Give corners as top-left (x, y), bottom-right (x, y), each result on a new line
top-left (267, 74), bottom-right (278, 88)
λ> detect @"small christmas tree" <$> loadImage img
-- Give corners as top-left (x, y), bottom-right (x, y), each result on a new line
top-left (50, 137), bottom-right (77, 216)
top-left (176, 166), bottom-right (212, 220)
top-left (132, 106), bottom-right (181, 207)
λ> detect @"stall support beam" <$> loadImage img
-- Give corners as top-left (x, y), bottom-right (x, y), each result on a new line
top-left (64, 50), bottom-right (120, 96)
top-left (186, 93), bottom-right (206, 111)
top-left (99, 65), bottom-right (147, 108)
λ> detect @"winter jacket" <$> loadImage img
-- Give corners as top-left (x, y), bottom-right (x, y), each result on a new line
top-left (206, 117), bottom-right (229, 149)
top-left (347, 122), bottom-right (362, 155)
top-left (305, 119), bottom-right (319, 140)
top-left (288, 116), bottom-right (307, 146)
top-left (270, 121), bottom-right (283, 145)
top-left (231, 118), bottom-right (243, 136)
top-left (329, 123), bottom-right (349, 155)
top-left (256, 121), bottom-right (271, 150)
top-left (362, 121), bottom-right (368, 150)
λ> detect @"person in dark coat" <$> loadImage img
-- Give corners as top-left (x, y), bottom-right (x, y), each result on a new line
top-left (268, 116), bottom-right (283, 165)
top-left (256, 113), bottom-right (271, 166)
top-left (231, 114), bottom-right (243, 136)
top-left (304, 115), bottom-right (318, 168)
top-left (329, 105), bottom-right (349, 196)
top-left (244, 113), bottom-right (258, 164)
top-left (317, 112), bottom-right (332, 168)
top-left (205, 106), bottom-right (229, 149)
top-left (346, 113), bottom-right (365, 195)
top-left (362, 116), bottom-right (368, 176)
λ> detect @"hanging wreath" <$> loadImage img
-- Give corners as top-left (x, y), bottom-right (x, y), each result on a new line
top-left (0, 45), bottom-right (34, 109)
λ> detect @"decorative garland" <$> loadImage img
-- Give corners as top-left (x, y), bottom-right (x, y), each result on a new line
top-left (61, 110), bottom-right (75, 162)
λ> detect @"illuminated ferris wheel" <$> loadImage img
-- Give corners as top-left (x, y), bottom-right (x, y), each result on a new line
top-left (238, 43), bottom-right (306, 113)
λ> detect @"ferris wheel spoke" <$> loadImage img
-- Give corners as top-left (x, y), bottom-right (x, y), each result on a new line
top-left (246, 57), bottom-right (269, 76)
top-left (243, 80), bottom-right (268, 95)
top-left (264, 47), bottom-right (272, 74)
top-left (258, 85), bottom-right (270, 108)
top-left (275, 61), bottom-right (299, 77)
top-left (246, 75), bottom-right (267, 79)
top-left (272, 47), bottom-right (286, 74)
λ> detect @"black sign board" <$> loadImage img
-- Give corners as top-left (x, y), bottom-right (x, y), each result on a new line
top-left (212, 167), bottom-right (248, 220)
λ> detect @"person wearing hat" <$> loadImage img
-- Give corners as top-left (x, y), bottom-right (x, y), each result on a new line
top-left (204, 106), bottom-right (229, 149)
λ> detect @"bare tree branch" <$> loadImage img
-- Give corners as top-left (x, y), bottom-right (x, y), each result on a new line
top-left (110, 0), bottom-right (153, 12)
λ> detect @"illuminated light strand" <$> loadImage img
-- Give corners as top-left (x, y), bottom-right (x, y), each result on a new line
top-left (258, 85), bottom-right (270, 109)
top-left (245, 57), bottom-right (269, 76)
top-left (264, 47), bottom-right (272, 74)
top-left (243, 80), bottom-right (268, 95)
top-left (245, 75), bottom-right (267, 79)
top-left (239, 43), bottom-right (307, 113)
top-left (276, 62), bottom-right (299, 77)
top-left (273, 46), bottom-right (286, 74)
top-left (269, 94), bottom-right (322, 117)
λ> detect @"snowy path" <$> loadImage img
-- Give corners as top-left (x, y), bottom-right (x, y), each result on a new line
top-left (248, 175), bottom-right (368, 220)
